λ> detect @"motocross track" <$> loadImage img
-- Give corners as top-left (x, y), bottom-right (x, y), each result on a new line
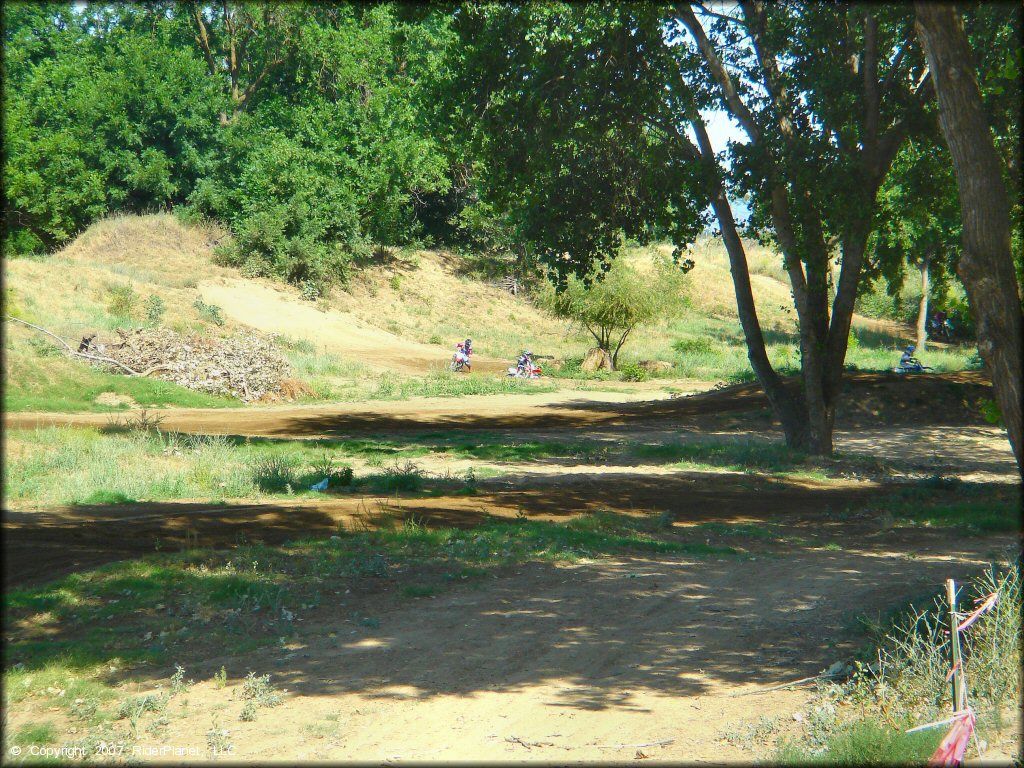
top-left (5, 371), bottom-right (1021, 762)
top-left (4, 370), bottom-right (1017, 588)
top-left (199, 278), bottom-right (513, 375)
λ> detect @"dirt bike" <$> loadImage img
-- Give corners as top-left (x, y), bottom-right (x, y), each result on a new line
top-left (894, 359), bottom-right (934, 374)
top-left (449, 355), bottom-right (470, 373)
top-left (507, 361), bottom-right (543, 378)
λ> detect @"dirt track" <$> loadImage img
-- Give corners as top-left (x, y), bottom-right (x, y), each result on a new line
top-left (5, 371), bottom-right (1020, 761)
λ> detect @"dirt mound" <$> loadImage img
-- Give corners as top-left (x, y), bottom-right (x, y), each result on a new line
top-left (101, 327), bottom-right (291, 402)
top-left (198, 277), bottom-right (512, 375)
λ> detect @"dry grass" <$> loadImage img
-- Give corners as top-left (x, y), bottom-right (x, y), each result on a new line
top-left (332, 250), bottom-right (579, 361)
top-left (4, 214), bottom-right (237, 342)
top-left (653, 239), bottom-right (796, 331)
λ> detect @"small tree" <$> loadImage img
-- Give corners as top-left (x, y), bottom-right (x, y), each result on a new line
top-left (542, 256), bottom-right (686, 370)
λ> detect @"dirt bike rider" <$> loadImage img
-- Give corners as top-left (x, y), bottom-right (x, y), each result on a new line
top-left (516, 350), bottom-right (534, 376)
top-left (900, 345), bottom-right (925, 372)
top-left (453, 339), bottom-right (471, 371)
top-left (463, 338), bottom-right (473, 367)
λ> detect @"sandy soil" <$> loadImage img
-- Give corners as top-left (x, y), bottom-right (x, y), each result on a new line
top-left (199, 278), bottom-right (512, 375)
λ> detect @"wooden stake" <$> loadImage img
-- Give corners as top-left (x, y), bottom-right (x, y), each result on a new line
top-left (946, 578), bottom-right (963, 712)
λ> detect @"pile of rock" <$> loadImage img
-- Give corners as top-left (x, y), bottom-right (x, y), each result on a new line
top-left (99, 328), bottom-right (291, 402)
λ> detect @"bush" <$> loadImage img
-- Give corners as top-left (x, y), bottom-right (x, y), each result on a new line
top-left (618, 362), bottom-right (649, 382)
top-left (193, 298), bottom-right (224, 326)
top-left (213, 208), bottom-right (352, 297)
top-left (250, 456), bottom-right (297, 493)
top-left (672, 337), bottom-right (714, 355)
top-left (108, 284), bottom-right (138, 318)
top-left (144, 294), bottom-right (166, 325)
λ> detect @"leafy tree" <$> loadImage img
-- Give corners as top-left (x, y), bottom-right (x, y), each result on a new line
top-left (914, 2), bottom-right (1023, 474)
top-left (446, 4), bottom-right (706, 285)
top-left (867, 138), bottom-right (962, 349)
top-left (539, 255), bottom-right (687, 369)
top-left (3, 8), bottom-right (222, 253)
top-left (451, 2), bottom-right (933, 454)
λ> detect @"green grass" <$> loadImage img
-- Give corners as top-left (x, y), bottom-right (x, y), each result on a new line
top-left (633, 438), bottom-right (810, 473)
top-left (4, 427), bottom-right (619, 509)
top-left (3, 346), bottom-right (241, 412)
top-left (775, 719), bottom-right (939, 765)
top-left (875, 483), bottom-right (1020, 533)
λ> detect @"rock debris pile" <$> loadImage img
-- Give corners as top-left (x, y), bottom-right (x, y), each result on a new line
top-left (98, 328), bottom-right (291, 402)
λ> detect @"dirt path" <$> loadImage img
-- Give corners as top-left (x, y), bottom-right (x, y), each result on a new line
top-left (5, 512), bottom-right (1015, 762)
top-left (199, 277), bottom-right (512, 374)
top-left (5, 370), bottom-right (1019, 761)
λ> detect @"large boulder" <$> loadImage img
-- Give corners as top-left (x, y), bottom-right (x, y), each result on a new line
top-left (639, 360), bottom-right (674, 374)
top-left (581, 347), bottom-right (613, 372)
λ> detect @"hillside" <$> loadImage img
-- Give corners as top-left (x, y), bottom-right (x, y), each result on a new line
top-left (4, 213), bottom-right (975, 412)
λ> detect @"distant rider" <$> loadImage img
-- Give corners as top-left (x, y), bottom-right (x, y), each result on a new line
top-left (463, 338), bottom-right (473, 371)
top-left (900, 345), bottom-right (924, 372)
top-left (453, 341), bottom-right (471, 371)
top-left (516, 350), bottom-right (534, 376)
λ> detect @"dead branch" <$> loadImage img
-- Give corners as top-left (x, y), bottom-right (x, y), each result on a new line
top-left (594, 739), bottom-right (674, 749)
top-left (728, 670), bottom-right (846, 697)
top-left (3, 315), bottom-right (168, 377)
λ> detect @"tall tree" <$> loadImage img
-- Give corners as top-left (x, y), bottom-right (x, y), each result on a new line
top-left (867, 139), bottom-right (962, 351)
top-left (914, 2), bottom-right (1023, 474)
top-left (453, 3), bottom-right (932, 454)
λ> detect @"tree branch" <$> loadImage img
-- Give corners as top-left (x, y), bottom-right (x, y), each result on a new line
top-left (676, 5), bottom-right (762, 143)
top-left (191, 5), bottom-right (217, 77)
top-left (3, 317), bottom-right (170, 377)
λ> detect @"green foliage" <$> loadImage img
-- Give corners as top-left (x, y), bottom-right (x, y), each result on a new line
top-left (192, 298), bottom-right (224, 326)
top-left (449, 4), bottom-right (707, 280)
top-left (617, 362), bottom-right (649, 382)
top-left (979, 398), bottom-right (1003, 427)
top-left (144, 294), bottom-right (166, 325)
top-left (250, 456), bottom-right (297, 493)
top-left (539, 256), bottom-right (687, 367)
top-left (107, 284), bottom-right (138, 318)
top-left (3, 8), bottom-right (223, 253)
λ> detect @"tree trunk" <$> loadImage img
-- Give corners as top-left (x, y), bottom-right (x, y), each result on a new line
top-left (915, 3), bottom-right (1024, 476)
top-left (690, 118), bottom-right (811, 449)
top-left (916, 252), bottom-right (931, 351)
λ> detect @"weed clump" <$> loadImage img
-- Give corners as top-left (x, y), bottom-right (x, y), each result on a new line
top-left (778, 562), bottom-right (1021, 760)
top-left (250, 456), bottom-right (297, 493)
top-left (108, 283), bottom-right (138, 318)
top-left (241, 672), bottom-right (282, 708)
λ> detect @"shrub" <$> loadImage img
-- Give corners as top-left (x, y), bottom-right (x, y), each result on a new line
top-left (672, 337), bottom-right (714, 355)
top-left (618, 362), bottom-right (649, 382)
top-left (193, 298), bottom-right (224, 326)
top-left (108, 284), bottom-right (138, 318)
top-left (300, 280), bottom-right (321, 302)
top-left (250, 456), bottom-right (297, 493)
top-left (144, 294), bottom-right (166, 325)
top-left (241, 672), bottom-right (282, 708)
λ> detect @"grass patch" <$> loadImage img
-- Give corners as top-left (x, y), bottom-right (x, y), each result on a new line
top-left (5, 511), bottom-right (732, 677)
top-left (3, 346), bottom-right (241, 412)
top-left (4, 428), bottom-right (621, 509)
top-left (874, 483), bottom-right (1019, 534)
top-left (634, 439), bottom-right (808, 473)
top-left (776, 719), bottom-right (938, 765)
top-left (778, 561), bottom-right (1020, 761)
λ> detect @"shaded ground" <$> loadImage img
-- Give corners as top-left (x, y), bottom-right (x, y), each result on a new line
top-left (4, 370), bottom-right (997, 437)
top-left (4, 369), bottom-right (1019, 762)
